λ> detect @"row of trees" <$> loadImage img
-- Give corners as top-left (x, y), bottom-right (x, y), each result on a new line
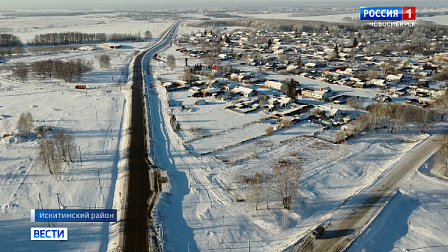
top-left (5, 112), bottom-right (77, 177)
top-left (28, 31), bottom-right (144, 46)
top-left (14, 59), bottom-right (93, 82)
top-left (337, 103), bottom-right (437, 142)
top-left (191, 18), bottom-right (448, 39)
top-left (435, 133), bottom-right (448, 177)
top-left (0, 33), bottom-right (22, 47)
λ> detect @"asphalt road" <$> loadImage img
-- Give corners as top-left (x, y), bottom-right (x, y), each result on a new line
top-left (290, 133), bottom-right (445, 252)
top-left (123, 24), bottom-right (178, 252)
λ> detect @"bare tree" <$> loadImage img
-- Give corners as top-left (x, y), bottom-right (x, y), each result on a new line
top-left (347, 96), bottom-right (363, 110)
top-left (54, 130), bottom-right (70, 162)
top-left (38, 138), bottom-right (56, 174)
top-left (280, 118), bottom-right (292, 128)
top-left (435, 88), bottom-right (448, 121)
top-left (435, 132), bottom-right (448, 177)
top-left (144, 30), bottom-right (152, 40)
top-left (273, 158), bottom-right (302, 210)
top-left (265, 126), bottom-right (275, 135)
top-left (206, 72), bottom-right (215, 87)
top-left (64, 130), bottom-right (76, 163)
top-left (13, 62), bottom-right (29, 83)
top-left (334, 130), bottom-right (347, 143)
top-left (258, 95), bottom-right (267, 105)
top-left (182, 67), bottom-right (194, 82)
top-left (99, 54), bottom-right (111, 70)
top-left (166, 54), bottom-right (175, 71)
top-left (246, 172), bottom-right (264, 210)
top-left (2, 119), bottom-right (11, 135)
top-left (350, 115), bottom-right (369, 136)
top-left (389, 103), bottom-right (407, 132)
top-left (412, 107), bottom-right (436, 133)
top-left (14, 44), bottom-right (24, 56)
top-left (17, 111), bottom-right (34, 137)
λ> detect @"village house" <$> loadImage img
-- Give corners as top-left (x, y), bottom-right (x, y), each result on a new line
top-left (302, 87), bottom-right (332, 101)
top-left (268, 96), bottom-right (292, 108)
top-left (386, 74), bottom-right (403, 83)
top-left (230, 86), bottom-right (256, 97)
top-left (316, 105), bottom-right (342, 119)
top-left (264, 80), bottom-right (286, 91)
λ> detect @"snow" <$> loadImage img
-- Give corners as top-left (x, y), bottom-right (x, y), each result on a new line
top-left (0, 80), bottom-right (124, 251)
top-left (0, 14), bottom-right (172, 43)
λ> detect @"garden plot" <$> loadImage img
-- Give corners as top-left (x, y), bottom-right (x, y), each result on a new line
top-left (213, 121), bottom-right (323, 161)
top-left (168, 89), bottom-right (268, 141)
top-left (185, 121), bottom-right (271, 156)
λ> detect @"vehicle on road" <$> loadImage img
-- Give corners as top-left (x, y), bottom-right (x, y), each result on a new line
top-left (311, 225), bottom-right (325, 239)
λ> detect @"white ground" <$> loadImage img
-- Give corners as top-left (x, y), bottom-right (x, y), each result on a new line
top-left (0, 18), bottom-right (172, 252)
top-left (0, 75), bottom-right (124, 252)
top-left (0, 13), bottom-right (171, 43)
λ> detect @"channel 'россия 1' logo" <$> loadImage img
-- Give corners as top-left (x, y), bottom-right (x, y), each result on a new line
top-left (360, 7), bottom-right (416, 21)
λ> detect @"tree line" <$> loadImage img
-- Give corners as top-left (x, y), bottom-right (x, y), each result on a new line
top-left (0, 33), bottom-right (22, 47)
top-left (189, 18), bottom-right (448, 39)
top-left (336, 103), bottom-right (437, 142)
top-left (28, 32), bottom-right (143, 46)
top-left (13, 59), bottom-right (92, 83)
top-left (32, 59), bottom-right (92, 82)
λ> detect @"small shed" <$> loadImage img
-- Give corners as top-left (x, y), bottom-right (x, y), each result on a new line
top-left (196, 99), bottom-right (207, 105)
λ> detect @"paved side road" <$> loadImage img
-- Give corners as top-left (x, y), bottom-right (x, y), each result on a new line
top-left (289, 132), bottom-right (444, 252)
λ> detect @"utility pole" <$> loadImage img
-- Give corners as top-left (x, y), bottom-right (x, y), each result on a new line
top-left (79, 146), bottom-right (83, 166)
top-left (222, 215), bottom-right (225, 245)
top-left (404, 220), bottom-right (411, 251)
top-left (248, 229), bottom-right (250, 252)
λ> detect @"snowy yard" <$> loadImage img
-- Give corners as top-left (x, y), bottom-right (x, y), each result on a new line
top-left (0, 82), bottom-right (124, 251)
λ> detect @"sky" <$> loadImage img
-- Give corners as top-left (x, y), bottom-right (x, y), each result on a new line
top-left (1, 0), bottom-right (446, 10)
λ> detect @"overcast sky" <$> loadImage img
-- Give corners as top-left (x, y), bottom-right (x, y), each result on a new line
top-left (1, 0), bottom-right (446, 10)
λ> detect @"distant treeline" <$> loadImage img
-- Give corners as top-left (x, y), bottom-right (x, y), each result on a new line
top-left (0, 33), bottom-right (22, 47)
top-left (189, 18), bottom-right (448, 36)
top-left (29, 32), bottom-right (143, 46)
top-left (4, 11), bottom-right (115, 17)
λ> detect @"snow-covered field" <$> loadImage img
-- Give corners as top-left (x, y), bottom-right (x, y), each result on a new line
top-left (0, 13), bottom-right (171, 43)
top-left (0, 79), bottom-right (124, 251)
top-left (0, 18), bottom-right (172, 252)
